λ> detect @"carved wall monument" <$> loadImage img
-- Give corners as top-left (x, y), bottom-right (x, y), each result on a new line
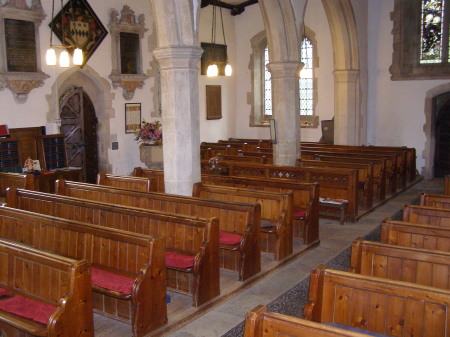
top-left (0, 0), bottom-right (49, 103)
top-left (109, 5), bottom-right (149, 100)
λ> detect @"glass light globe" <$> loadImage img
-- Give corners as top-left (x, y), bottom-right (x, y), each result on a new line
top-left (59, 49), bottom-right (70, 67)
top-left (46, 48), bottom-right (57, 66)
top-left (207, 64), bottom-right (218, 77)
top-left (225, 63), bottom-right (232, 76)
top-left (73, 48), bottom-right (83, 66)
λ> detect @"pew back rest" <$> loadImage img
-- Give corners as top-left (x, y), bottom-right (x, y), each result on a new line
top-left (244, 305), bottom-right (370, 337)
top-left (380, 219), bottom-right (450, 252)
top-left (6, 188), bottom-right (214, 255)
top-left (55, 179), bottom-right (258, 237)
top-left (0, 172), bottom-right (34, 197)
top-left (193, 183), bottom-right (292, 223)
top-left (402, 205), bottom-right (450, 227)
top-left (0, 238), bottom-right (88, 305)
top-left (306, 265), bottom-right (450, 337)
top-left (350, 238), bottom-right (450, 289)
top-left (421, 193), bottom-right (450, 209)
top-left (97, 173), bottom-right (151, 192)
top-left (133, 167), bottom-right (164, 192)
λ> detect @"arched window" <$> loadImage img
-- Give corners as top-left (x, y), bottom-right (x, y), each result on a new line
top-left (391, 0), bottom-right (450, 79)
top-left (264, 47), bottom-right (272, 116)
top-left (299, 37), bottom-right (314, 115)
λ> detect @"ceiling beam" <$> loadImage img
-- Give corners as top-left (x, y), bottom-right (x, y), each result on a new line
top-left (201, 0), bottom-right (259, 16)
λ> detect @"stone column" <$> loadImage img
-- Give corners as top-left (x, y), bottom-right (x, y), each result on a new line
top-left (266, 62), bottom-right (302, 166)
top-left (153, 46), bottom-right (203, 196)
top-left (333, 70), bottom-right (360, 145)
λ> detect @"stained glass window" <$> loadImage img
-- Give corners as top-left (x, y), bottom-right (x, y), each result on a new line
top-left (420, 0), bottom-right (445, 63)
top-left (299, 37), bottom-right (314, 115)
top-left (264, 47), bottom-right (272, 116)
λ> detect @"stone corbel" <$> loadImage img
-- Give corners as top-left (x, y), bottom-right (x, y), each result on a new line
top-left (0, 72), bottom-right (49, 104)
top-left (109, 72), bottom-right (149, 100)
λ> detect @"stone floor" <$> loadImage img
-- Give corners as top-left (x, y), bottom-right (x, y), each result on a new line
top-left (94, 178), bottom-right (444, 337)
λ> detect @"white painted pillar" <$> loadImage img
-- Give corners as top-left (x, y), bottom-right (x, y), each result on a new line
top-left (333, 70), bottom-right (360, 145)
top-left (266, 62), bottom-right (302, 166)
top-left (153, 46), bottom-right (203, 196)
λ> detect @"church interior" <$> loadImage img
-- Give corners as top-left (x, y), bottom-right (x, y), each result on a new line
top-left (0, 0), bottom-right (449, 336)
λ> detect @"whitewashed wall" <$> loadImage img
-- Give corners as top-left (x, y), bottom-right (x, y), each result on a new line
top-left (367, 0), bottom-right (448, 172)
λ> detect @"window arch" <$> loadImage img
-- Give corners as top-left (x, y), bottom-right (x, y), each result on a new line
top-left (391, 0), bottom-right (450, 80)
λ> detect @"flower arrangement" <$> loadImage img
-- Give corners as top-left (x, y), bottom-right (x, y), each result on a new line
top-left (134, 120), bottom-right (162, 144)
top-left (208, 154), bottom-right (223, 169)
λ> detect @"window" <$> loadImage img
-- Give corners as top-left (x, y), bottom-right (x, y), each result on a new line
top-left (299, 37), bottom-right (314, 116)
top-left (391, 0), bottom-right (450, 80)
top-left (264, 47), bottom-right (272, 116)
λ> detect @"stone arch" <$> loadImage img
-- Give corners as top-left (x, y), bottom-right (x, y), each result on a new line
top-left (423, 83), bottom-right (450, 179)
top-left (45, 65), bottom-right (115, 174)
top-left (321, 0), bottom-right (362, 145)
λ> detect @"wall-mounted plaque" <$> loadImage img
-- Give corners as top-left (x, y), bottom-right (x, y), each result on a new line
top-left (120, 32), bottom-right (140, 74)
top-left (5, 19), bottom-right (37, 73)
top-left (206, 85), bottom-right (222, 120)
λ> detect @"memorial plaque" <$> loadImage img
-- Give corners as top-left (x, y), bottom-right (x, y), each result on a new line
top-left (5, 19), bottom-right (37, 72)
top-left (120, 32), bottom-right (140, 74)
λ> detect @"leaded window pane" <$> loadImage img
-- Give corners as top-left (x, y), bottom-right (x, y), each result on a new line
top-left (420, 0), bottom-right (445, 63)
top-left (264, 47), bottom-right (272, 116)
top-left (300, 38), bottom-right (313, 116)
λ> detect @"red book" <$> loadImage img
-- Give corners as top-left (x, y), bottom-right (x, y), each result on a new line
top-left (0, 125), bottom-right (8, 137)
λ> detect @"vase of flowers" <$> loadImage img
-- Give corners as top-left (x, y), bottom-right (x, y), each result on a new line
top-left (134, 120), bottom-right (162, 145)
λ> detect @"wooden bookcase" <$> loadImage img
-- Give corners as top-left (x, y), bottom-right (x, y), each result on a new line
top-left (37, 135), bottom-right (67, 171)
top-left (0, 139), bottom-right (21, 173)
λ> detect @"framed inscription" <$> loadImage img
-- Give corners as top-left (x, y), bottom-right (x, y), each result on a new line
top-left (201, 42), bottom-right (227, 76)
top-left (125, 103), bottom-right (141, 134)
top-left (120, 32), bottom-right (140, 74)
top-left (206, 85), bottom-right (222, 120)
top-left (5, 19), bottom-right (37, 72)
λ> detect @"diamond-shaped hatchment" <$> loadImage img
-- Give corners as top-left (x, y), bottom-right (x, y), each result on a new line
top-left (49, 0), bottom-right (107, 67)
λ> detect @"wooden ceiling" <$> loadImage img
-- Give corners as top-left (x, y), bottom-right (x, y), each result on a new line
top-left (200, 0), bottom-right (258, 16)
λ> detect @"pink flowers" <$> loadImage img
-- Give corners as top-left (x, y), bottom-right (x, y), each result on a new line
top-left (134, 120), bottom-right (162, 144)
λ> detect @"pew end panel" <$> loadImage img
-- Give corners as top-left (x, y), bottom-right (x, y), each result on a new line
top-left (420, 193), bottom-right (450, 209)
top-left (97, 173), bottom-right (152, 192)
top-left (402, 204), bottom-right (450, 227)
top-left (306, 265), bottom-right (450, 337)
top-left (133, 167), bottom-right (164, 192)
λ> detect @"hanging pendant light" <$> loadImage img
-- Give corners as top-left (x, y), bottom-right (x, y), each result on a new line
top-left (46, 0), bottom-right (84, 67)
top-left (219, 5), bottom-right (232, 76)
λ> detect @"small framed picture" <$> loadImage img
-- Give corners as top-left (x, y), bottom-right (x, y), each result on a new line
top-left (125, 103), bottom-right (141, 134)
top-left (269, 119), bottom-right (277, 144)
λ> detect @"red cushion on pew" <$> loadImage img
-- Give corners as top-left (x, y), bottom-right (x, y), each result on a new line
top-left (293, 208), bottom-right (306, 218)
top-left (219, 231), bottom-right (242, 245)
top-left (165, 252), bottom-right (196, 269)
top-left (0, 287), bottom-right (10, 297)
top-left (0, 295), bottom-right (56, 324)
top-left (91, 267), bottom-right (134, 295)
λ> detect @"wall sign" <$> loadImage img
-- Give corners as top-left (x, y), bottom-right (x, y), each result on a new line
top-left (125, 103), bottom-right (141, 134)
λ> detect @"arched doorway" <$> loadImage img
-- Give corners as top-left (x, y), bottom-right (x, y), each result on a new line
top-left (60, 87), bottom-right (98, 183)
top-left (433, 93), bottom-right (450, 177)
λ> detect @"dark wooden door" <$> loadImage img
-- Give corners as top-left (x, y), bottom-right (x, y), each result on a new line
top-left (60, 87), bottom-right (98, 183)
top-left (434, 104), bottom-right (450, 178)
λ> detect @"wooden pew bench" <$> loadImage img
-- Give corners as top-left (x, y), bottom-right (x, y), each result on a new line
top-left (402, 204), bottom-right (450, 226)
top-left (244, 305), bottom-right (371, 337)
top-left (297, 159), bottom-right (374, 210)
top-left (380, 218), bottom-right (450, 252)
top-left (0, 172), bottom-right (34, 203)
top-left (96, 172), bottom-right (152, 192)
top-left (5, 188), bottom-right (219, 307)
top-left (0, 206), bottom-right (166, 336)
top-left (55, 179), bottom-right (261, 281)
top-left (201, 174), bottom-right (319, 245)
top-left (193, 183), bottom-right (293, 260)
top-left (134, 167), bottom-right (165, 192)
top-left (305, 265), bottom-right (450, 337)
top-left (200, 160), bottom-right (359, 222)
top-left (350, 238), bottom-right (450, 289)
top-left (0, 238), bottom-right (93, 337)
top-left (420, 193), bottom-right (450, 209)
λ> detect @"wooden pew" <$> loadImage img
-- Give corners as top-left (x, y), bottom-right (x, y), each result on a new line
top-left (200, 174), bottom-right (319, 245)
top-left (445, 175), bottom-right (450, 195)
top-left (0, 238), bottom-right (93, 337)
top-left (236, 150), bottom-right (274, 164)
top-left (402, 204), bottom-right (450, 226)
top-left (244, 305), bottom-right (370, 337)
top-left (0, 172), bottom-right (34, 201)
top-left (304, 265), bottom-right (450, 337)
top-left (380, 218), bottom-right (450, 252)
top-left (350, 238), bottom-right (450, 289)
top-left (420, 193), bottom-right (450, 209)
top-left (5, 188), bottom-right (219, 307)
top-left (316, 154), bottom-right (386, 201)
top-left (220, 154), bottom-right (267, 164)
top-left (134, 167), bottom-right (165, 192)
top-left (193, 183), bottom-right (293, 260)
top-left (96, 173), bottom-right (152, 192)
top-left (55, 179), bottom-right (261, 281)
top-left (297, 159), bottom-right (374, 209)
top-left (0, 206), bottom-right (166, 336)
top-left (200, 160), bottom-right (359, 222)
top-left (301, 149), bottom-right (396, 195)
